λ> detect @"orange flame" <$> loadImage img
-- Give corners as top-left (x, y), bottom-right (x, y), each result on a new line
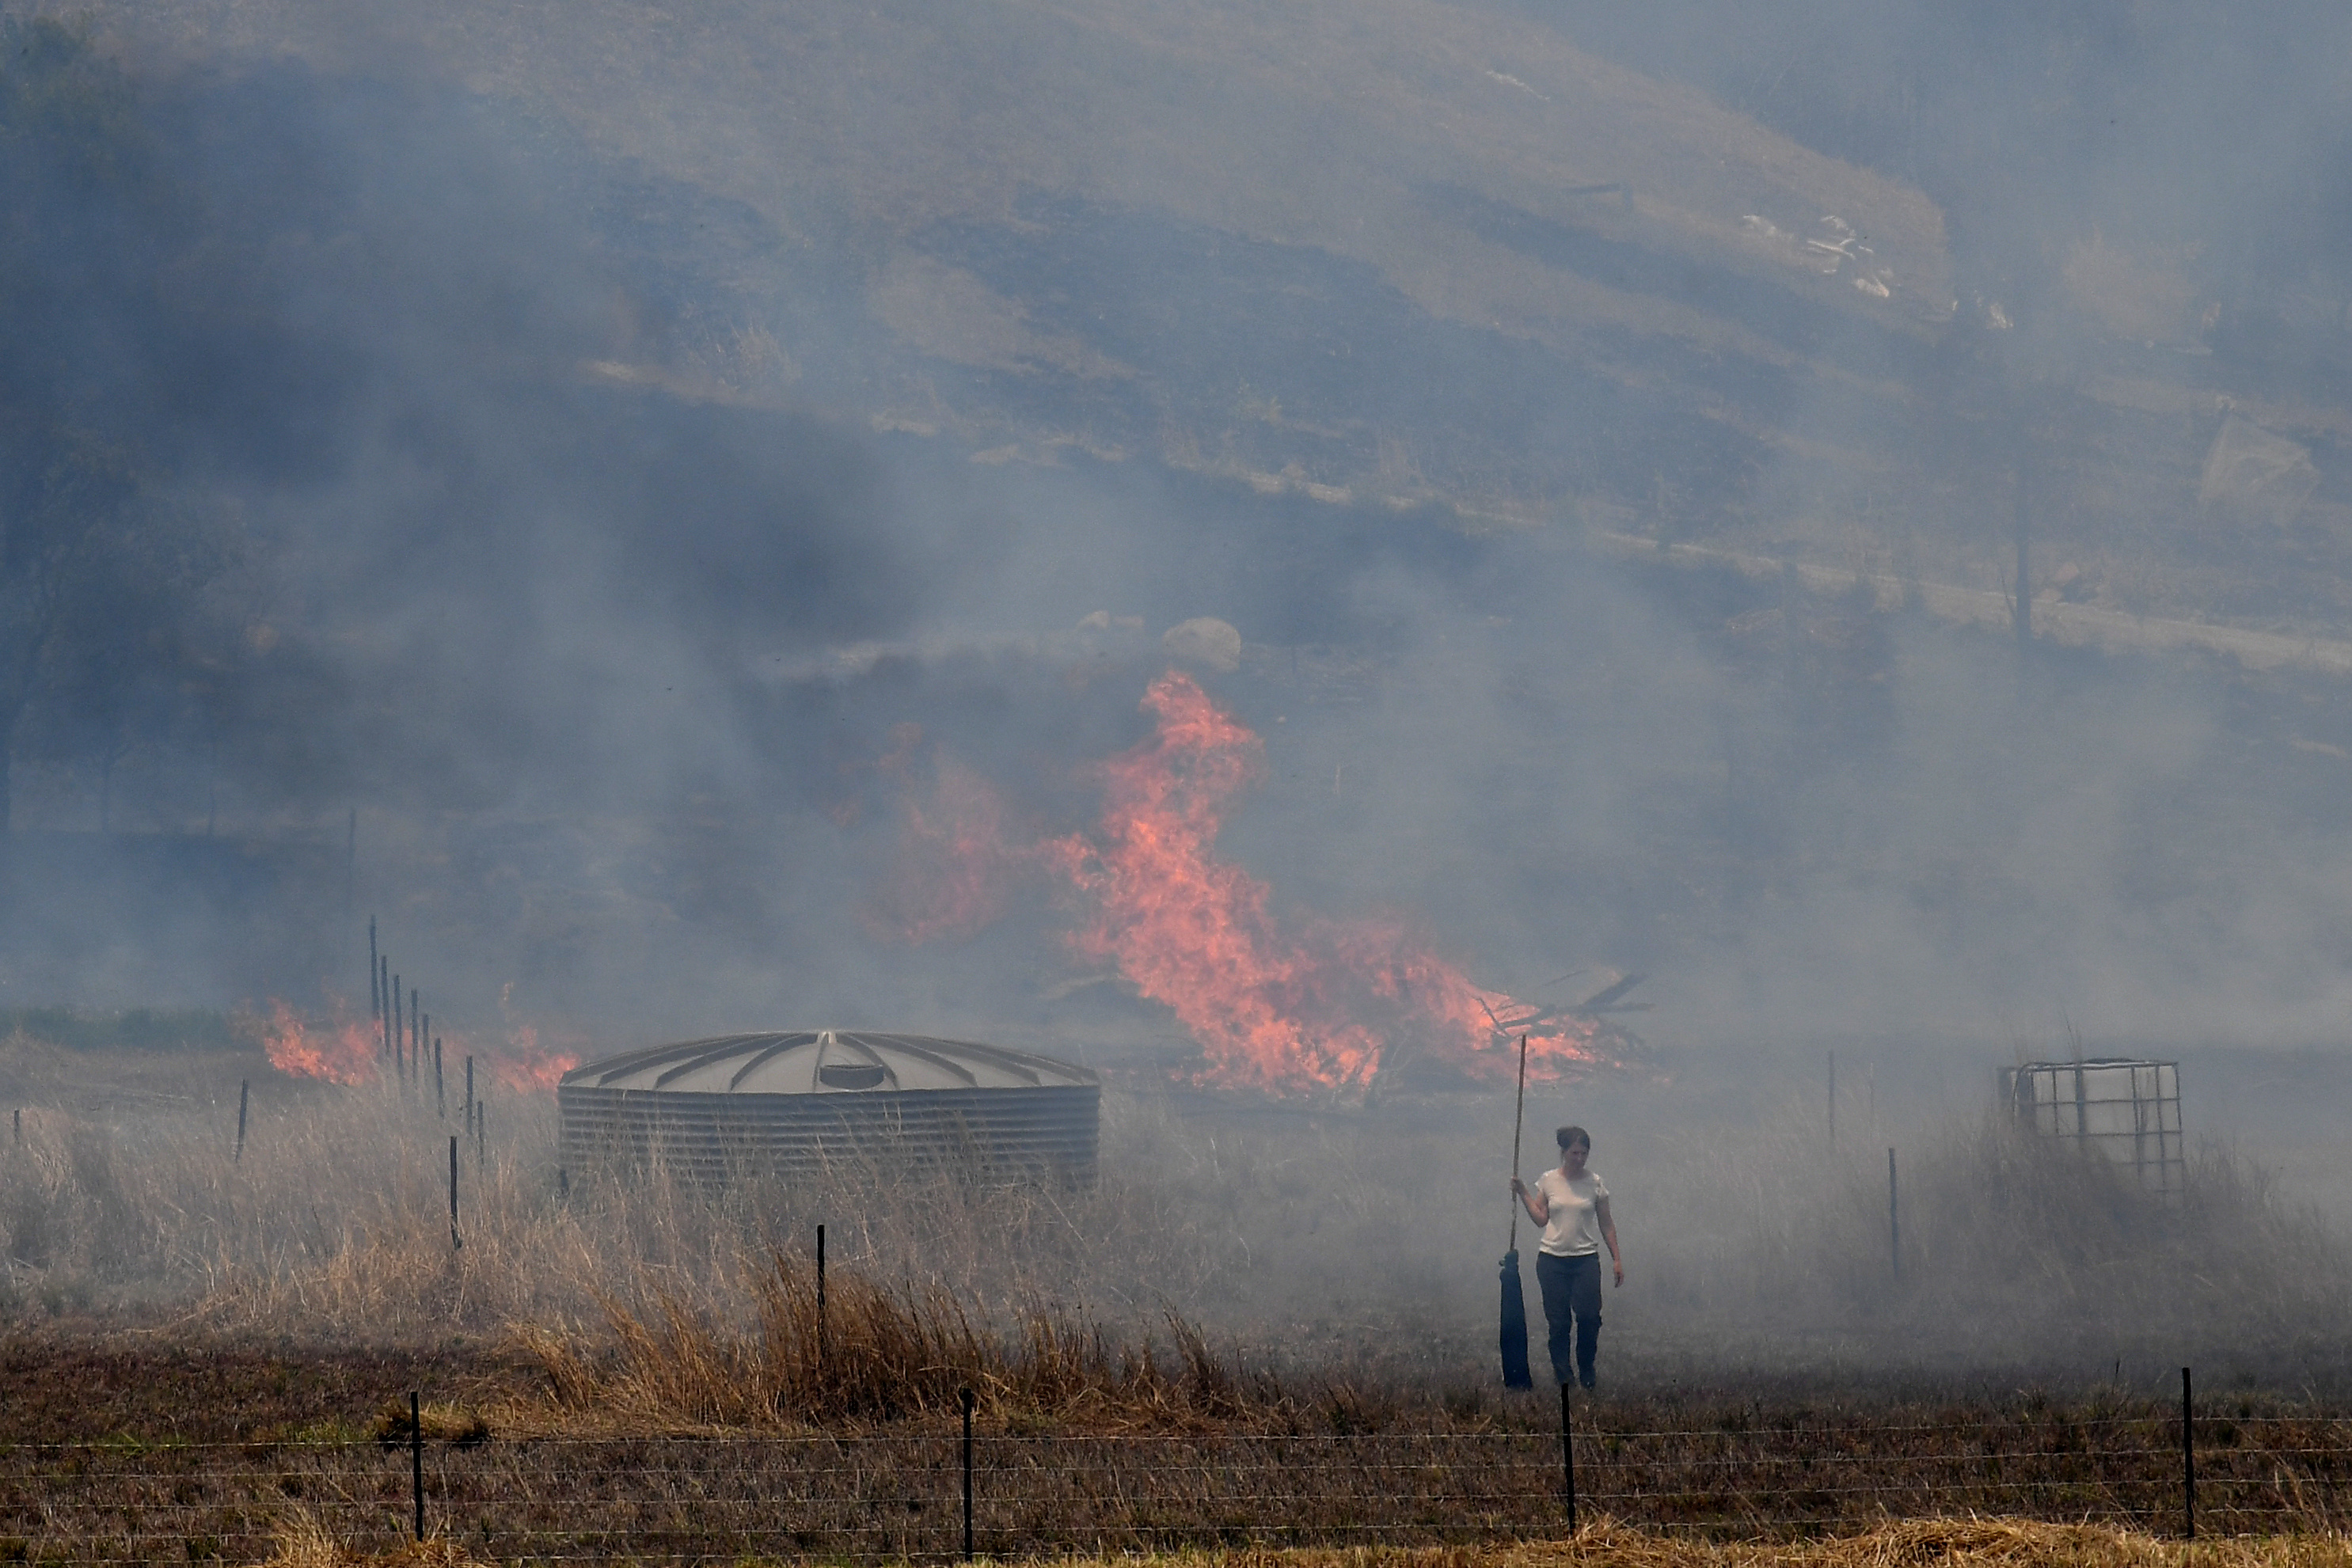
top-left (255, 997), bottom-right (378, 1084)
top-left (483, 1019), bottom-right (579, 1092)
top-left (865, 755), bottom-right (1024, 943)
top-left (460, 986), bottom-right (582, 1092)
top-left (1047, 673), bottom-right (1608, 1095)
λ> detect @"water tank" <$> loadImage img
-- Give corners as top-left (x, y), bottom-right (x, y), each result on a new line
top-left (558, 1030), bottom-right (1100, 1183)
top-left (2002, 1058), bottom-right (2183, 1194)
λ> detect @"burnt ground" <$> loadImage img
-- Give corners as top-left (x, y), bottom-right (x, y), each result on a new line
top-left (0, 1335), bottom-right (2346, 1561)
top-left (0, 1336), bottom-right (527, 1444)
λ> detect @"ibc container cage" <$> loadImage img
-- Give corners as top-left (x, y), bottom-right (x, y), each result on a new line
top-left (2001, 1058), bottom-right (2183, 1195)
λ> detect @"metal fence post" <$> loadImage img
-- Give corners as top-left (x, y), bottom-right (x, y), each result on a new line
top-left (409, 1391), bottom-right (424, 1541)
top-left (816, 1224), bottom-right (827, 1369)
top-left (1560, 1381), bottom-right (1577, 1532)
top-left (448, 1137), bottom-right (462, 1250)
top-left (960, 1386), bottom-right (975, 1560)
top-left (2183, 1365), bottom-right (2194, 1540)
top-left (1888, 1148), bottom-right (1901, 1284)
top-left (234, 1080), bottom-right (248, 1163)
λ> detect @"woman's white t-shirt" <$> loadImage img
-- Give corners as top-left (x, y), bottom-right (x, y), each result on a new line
top-left (1536, 1167), bottom-right (1609, 1258)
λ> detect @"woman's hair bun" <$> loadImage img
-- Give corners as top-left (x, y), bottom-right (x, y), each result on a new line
top-left (1556, 1125), bottom-right (1590, 1150)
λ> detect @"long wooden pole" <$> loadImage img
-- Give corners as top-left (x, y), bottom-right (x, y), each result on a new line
top-left (1506, 1035), bottom-right (1528, 1251)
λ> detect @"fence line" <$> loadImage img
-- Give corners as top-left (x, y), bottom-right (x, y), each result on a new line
top-left (2, 1392), bottom-right (2348, 1564)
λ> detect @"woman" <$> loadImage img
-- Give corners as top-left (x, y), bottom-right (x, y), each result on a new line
top-left (1510, 1125), bottom-right (1622, 1391)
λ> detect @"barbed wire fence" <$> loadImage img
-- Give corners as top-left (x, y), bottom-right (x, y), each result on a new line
top-left (3, 1370), bottom-right (2346, 1564)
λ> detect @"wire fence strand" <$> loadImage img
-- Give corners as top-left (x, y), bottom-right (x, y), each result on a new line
top-left (0, 1407), bottom-right (2346, 1564)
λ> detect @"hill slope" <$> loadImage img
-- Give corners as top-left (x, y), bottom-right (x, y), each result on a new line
top-left (48, 0), bottom-right (2352, 637)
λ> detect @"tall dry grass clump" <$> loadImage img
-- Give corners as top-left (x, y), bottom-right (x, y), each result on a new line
top-left (516, 1251), bottom-right (1285, 1431)
top-left (260, 1513), bottom-right (486, 1568)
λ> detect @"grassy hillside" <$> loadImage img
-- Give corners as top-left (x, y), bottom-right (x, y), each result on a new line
top-left (54, 14), bottom-right (1939, 484)
top-left (44, 0), bottom-right (2352, 640)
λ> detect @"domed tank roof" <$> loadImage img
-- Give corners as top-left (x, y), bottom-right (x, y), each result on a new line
top-left (560, 1030), bottom-right (1097, 1096)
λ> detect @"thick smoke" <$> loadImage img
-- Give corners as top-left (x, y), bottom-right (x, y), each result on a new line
top-left (4, 0), bottom-right (2352, 1093)
top-left (8, 2), bottom-right (2352, 1389)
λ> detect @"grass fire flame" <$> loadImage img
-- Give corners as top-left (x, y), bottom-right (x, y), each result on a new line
top-left (883, 670), bottom-right (1614, 1095)
top-left (251, 997), bottom-right (579, 1090)
top-left (256, 999), bottom-right (377, 1085)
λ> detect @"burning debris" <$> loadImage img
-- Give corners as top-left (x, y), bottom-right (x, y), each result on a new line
top-left (878, 670), bottom-right (1632, 1097)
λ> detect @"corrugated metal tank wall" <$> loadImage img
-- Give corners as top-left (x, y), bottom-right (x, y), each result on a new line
top-left (559, 1030), bottom-right (1100, 1183)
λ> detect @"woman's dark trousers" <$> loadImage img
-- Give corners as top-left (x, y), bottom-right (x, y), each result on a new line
top-left (1535, 1251), bottom-right (1602, 1388)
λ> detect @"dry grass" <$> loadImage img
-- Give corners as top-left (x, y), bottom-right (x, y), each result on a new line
top-left (6, 1369), bottom-right (2352, 1557)
top-left (261, 1514), bottom-right (488, 1568)
top-left (368, 1399), bottom-right (490, 1445)
top-left (4, 1039), bottom-right (2352, 1559)
top-left (245, 1516), bottom-right (2352, 1568)
top-left (509, 1252), bottom-right (1287, 1433)
top-left (1, 1028), bottom-right (2349, 1412)
top-left (0, 1052), bottom-right (1250, 1341)
top-left (1186, 1523), bottom-right (2352, 1568)
top-left (1634, 1095), bottom-right (2352, 1373)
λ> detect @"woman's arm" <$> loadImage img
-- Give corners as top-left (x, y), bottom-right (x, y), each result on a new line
top-left (1508, 1176), bottom-right (1549, 1227)
top-left (1596, 1194), bottom-right (1623, 1286)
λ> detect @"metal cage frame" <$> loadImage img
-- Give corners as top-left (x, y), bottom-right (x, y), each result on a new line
top-left (2001, 1058), bottom-right (2183, 1194)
